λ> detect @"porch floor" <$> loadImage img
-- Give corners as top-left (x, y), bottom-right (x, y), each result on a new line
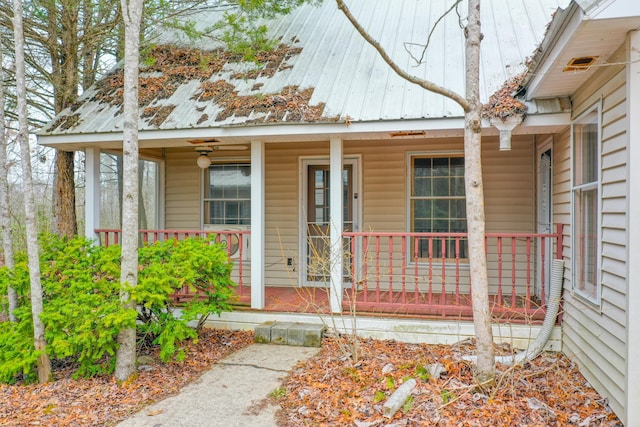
top-left (226, 286), bottom-right (546, 323)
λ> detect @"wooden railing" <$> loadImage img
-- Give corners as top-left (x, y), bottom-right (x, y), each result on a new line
top-left (342, 224), bottom-right (563, 321)
top-left (95, 225), bottom-right (563, 322)
top-left (95, 228), bottom-right (250, 298)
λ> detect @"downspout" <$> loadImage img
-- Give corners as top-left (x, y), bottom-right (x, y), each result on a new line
top-left (463, 258), bottom-right (564, 366)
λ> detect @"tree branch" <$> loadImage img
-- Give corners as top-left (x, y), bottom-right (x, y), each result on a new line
top-left (335, 0), bottom-right (470, 112)
top-left (403, 0), bottom-right (462, 65)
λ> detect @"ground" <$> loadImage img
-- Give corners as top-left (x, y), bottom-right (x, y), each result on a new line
top-left (0, 329), bottom-right (253, 426)
top-left (0, 329), bottom-right (623, 426)
top-left (276, 336), bottom-right (623, 426)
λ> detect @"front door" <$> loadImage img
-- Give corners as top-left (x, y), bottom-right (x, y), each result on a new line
top-left (302, 159), bottom-right (359, 286)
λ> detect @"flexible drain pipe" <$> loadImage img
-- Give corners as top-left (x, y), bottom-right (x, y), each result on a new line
top-left (463, 258), bottom-right (565, 366)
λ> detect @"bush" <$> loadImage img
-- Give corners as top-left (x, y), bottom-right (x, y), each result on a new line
top-left (0, 233), bottom-right (236, 382)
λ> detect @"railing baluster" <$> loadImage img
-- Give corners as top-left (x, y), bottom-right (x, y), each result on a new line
top-left (497, 236), bottom-right (503, 307)
top-left (375, 236), bottom-right (381, 303)
top-left (541, 235), bottom-right (547, 306)
top-left (511, 237), bottom-right (517, 309)
top-left (428, 237), bottom-right (433, 305)
top-left (401, 235), bottom-right (406, 304)
top-left (526, 237), bottom-right (532, 311)
top-left (455, 237), bottom-right (460, 305)
top-left (363, 236), bottom-right (369, 303)
top-left (414, 236), bottom-right (419, 304)
top-left (388, 236), bottom-right (393, 303)
top-left (440, 236), bottom-right (446, 315)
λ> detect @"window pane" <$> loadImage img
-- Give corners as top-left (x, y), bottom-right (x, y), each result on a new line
top-left (204, 163), bottom-right (251, 226)
top-left (573, 111), bottom-right (598, 185)
top-left (410, 156), bottom-right (467, 259)
top-left (575, 188), bottom-right (598, 298)
top-left (572, 107), bottom-right (599, 302)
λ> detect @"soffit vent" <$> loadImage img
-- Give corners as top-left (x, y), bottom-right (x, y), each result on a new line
top-left (563, 56), bottom-right (598, 72)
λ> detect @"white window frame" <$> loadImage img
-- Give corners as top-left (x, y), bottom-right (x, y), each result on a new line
top-left (201, 159), bottom-right (251, 228)
top-left (570, 103), bottom-right (602, 305)
top-left (406, 151), bottom-right (467, 263)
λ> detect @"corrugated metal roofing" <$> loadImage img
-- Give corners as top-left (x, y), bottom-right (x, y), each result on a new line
top-left (39, 0), bottom-right (570, 137)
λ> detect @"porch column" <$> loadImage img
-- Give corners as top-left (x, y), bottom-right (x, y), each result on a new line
top-left (84, 147), bottom-right (100, 241)
top-left (626, 29), bottom-right (640, 425)
top-left (329, 136), bottom-right (343, 313)
top-left (250, 140), bottom-right (265, 309)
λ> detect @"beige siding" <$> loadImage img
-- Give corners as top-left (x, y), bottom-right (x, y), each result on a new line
top-left (262, 136), bottom-right (536, 291)
top-left (165, 148), bottom-right (202, 229)
top-left (558, 54), bottom-right (628, 420)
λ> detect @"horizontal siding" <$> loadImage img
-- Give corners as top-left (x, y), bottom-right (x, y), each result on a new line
top-left (560, 56), bottom-right (628, 422)
top-left (260, 136), bottom-right (536, 291)
top-left (165, 148), bottom-right (201, 229)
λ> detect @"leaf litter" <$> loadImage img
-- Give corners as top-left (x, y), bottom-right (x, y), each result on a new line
top-left (0, 329), bottom-right (253, 426)
top-left (275, 337), bottom-right (623, 426)
top-left (0, 331), bottom-right (624, 426)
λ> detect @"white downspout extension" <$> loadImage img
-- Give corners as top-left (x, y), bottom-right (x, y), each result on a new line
top-left (463, 258), bottom-right (564, 366)
top-left (491, 115), bottom-right (524, 151)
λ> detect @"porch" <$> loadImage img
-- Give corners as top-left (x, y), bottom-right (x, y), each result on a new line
top-left (96, 225), bottom-right (562, 324)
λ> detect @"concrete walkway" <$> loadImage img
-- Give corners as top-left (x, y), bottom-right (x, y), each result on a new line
top-left (116, 344), bottom-right (321, 427)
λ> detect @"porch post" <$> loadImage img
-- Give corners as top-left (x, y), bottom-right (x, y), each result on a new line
top-left (250, 140), bottom-right (265, 309)
top-left (626, 29), bottom-right (640, 425)
top-left (84, 147), bottom-right (101, 242)
top-left (329, 136), bottom-right (343, 313)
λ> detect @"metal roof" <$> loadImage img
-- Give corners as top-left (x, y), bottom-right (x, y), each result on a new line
top-left (39, 0), bottom-right (569, 139)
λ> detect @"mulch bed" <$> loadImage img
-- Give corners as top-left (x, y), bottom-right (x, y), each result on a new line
top-left (0, 329), bottom-right (254, 426)
top-left (276, 337), bottom-right (623, 426)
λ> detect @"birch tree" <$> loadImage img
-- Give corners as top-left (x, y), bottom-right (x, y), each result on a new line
top-left (12, 0), bottom-right (51, 382)
top-left (114, 0), bottom-right (143, 383)
top-left (0, 32), bottom-right (17, 323)
top-left (335, 0), bottom-right (495, 382)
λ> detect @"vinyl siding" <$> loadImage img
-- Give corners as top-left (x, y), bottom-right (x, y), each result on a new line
top-left (165, 148), bottom-right (201, 229)
top-left (164, 136), bottom-right (539, 295)
top-left (558, 50), bottom-right (628, 420)
top-left (260, 136), bottom-right (536, 289)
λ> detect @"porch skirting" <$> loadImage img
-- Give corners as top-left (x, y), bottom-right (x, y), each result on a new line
top-left (202, 310), bottom-right (562, 352)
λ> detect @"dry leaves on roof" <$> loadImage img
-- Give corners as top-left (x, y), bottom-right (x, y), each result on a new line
top-left (483, 73), bottom-right (528, 120)
top-left (276, 337), bottom-right (622, 427)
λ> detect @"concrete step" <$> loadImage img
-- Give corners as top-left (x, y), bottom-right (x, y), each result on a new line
top-left (254, 321), bottom-right (325, 347)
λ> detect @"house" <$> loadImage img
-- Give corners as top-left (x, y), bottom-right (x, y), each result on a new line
top-left (37, 0), bottom-right (640, 424)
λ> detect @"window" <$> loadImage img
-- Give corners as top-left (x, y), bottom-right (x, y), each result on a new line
top-left (100, 153), bottom-right (160, 229)
top-left (572, 107), bottom-right (599, 302)
top-left (410, 155), bottom-right (467, 259)
top-left (203, 163), bottom-right (251, 226)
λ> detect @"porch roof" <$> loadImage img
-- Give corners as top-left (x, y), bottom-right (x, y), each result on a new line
top-left (38, 0), bottom-right (571, 150)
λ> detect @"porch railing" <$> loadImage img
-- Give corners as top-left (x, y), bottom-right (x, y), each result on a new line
top-left (95, 228), bottom-right (249, 298)
top-left (343, 224), bottom-right (563, 321)
top-left (95, 225), bottom-right (563, 322)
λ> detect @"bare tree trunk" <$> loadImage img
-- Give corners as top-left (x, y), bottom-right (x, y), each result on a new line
top-left (114, 0), bottom-right (143, 383)
top-left (117, 155), bottom-right (123, 225)
top-left (54, 151), bottom-right (77, 237)
top-left (464, 0), bottom-right (495, 384)
top-left (12, 0), bottom-right (51, 382)
top-left (0, 32), bottom-right (17, 322)
top-left (335, 0), bottom-right (495, 383)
